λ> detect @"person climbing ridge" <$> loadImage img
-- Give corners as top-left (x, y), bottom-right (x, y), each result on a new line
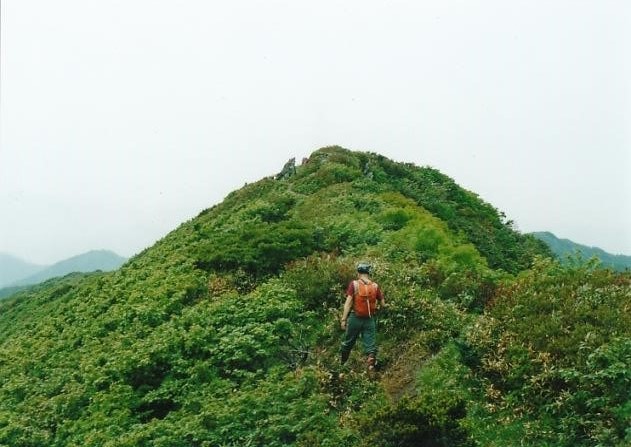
top-left (340, 262), bottom-right (385, 373)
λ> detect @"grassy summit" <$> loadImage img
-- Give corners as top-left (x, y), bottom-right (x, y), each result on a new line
top-left (0, 147), bottom-right (628, 446)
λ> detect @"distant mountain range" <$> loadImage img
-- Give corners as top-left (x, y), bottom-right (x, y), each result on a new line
top-left (531, 232), bottom-right (631, 271)
top-left (0, 250), bottom-right (127, 294)
top-left (0, 254), bottom-right (45, 288)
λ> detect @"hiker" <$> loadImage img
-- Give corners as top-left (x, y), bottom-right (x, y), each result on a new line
top-left (340, 262), bottom-right (385, 371)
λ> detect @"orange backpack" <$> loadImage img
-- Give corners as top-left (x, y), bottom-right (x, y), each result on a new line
top-left (353, 279), bottom-right (378, 318)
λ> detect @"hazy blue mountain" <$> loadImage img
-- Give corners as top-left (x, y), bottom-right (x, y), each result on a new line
top-left (6, 250), bottom-right (127, 288)
top-left (531, 231), bottom-right (631, 271)
top-left (0, 253), bottom-right (45, 288)
top-left (10, 250), bottom-right (127, 287)
top-left (0, 285), bottom-right (29, 300)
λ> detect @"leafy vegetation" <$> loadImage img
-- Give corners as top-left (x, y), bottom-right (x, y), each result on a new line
top-left (0, 147), bottom-right (627, 446)
top-left (460, 258), bottom-right (630, 446)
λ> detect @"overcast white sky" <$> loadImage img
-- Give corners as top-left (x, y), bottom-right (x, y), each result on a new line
top-left (1, 0), bottom-right (630, 264)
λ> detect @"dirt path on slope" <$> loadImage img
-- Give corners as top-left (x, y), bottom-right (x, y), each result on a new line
top-left (379, 334), bottom-right (434, 403)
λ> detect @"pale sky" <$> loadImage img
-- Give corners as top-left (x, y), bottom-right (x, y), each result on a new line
top-left (1, 0), bottom-right (630, 264)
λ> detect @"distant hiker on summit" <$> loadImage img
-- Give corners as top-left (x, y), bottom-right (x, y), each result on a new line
top-left (340, 262), bottom-right (385, 371)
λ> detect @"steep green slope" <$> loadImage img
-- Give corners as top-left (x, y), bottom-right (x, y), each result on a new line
top-left (532, 231), bottom-right (631, 271)
top-left (0, 147), bottom-right (627, 447)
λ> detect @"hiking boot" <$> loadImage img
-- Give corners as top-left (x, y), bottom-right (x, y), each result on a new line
top-left (341, 351), bottom-right (350, 366)
top-left (367, 354), bottom-right (376, 371)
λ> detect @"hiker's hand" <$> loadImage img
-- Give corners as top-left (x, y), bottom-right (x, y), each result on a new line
top-left (341, 320), bottom-right (347, 330)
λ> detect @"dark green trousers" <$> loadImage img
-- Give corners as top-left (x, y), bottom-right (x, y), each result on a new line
top-left (341, 313), bottom-right (377, 357)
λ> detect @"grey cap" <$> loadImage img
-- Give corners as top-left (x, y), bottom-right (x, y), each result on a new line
top-left (357, 262), bottom-right (371, 274)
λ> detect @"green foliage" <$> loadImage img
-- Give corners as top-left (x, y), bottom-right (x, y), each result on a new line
top-left (292, 153), bottom-right (362, 194)
top-left (245, 192), bottom-right (297, 223)
top-left (196, 219), bottom-right (318, 277)
top-left (281, 254), bottom-right (353, 311)
top-left (548, 338), bottom-right (631, 446)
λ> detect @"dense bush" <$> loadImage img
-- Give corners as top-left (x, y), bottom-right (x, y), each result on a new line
top-left (196, 219), bottom-right (318, 276)
top-left (281, 254), bottom-right (353, 311)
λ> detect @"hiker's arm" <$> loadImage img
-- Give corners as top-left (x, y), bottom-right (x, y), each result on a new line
top-left (341, 295), bottom-right (353, 329)
top-left (377, 288), bottom-right (385, 310)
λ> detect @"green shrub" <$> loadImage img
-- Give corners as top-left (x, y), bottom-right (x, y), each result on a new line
top-left (281, 254), bottom-right (353, 311)
top-left (196, 219), bottom-right (319, 276)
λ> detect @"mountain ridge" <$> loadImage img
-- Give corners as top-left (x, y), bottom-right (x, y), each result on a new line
top-left (0, 146), bottom-right (627, 447)
top-left (0, 253), bottom-right (45, 288)
top-left (531, 231), bottom-right (631, 271)
top-left (0, 250), bottom-right (127, 299)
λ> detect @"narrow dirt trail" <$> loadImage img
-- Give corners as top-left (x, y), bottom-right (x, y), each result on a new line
top-left (379, 335), bottom-right (434, 403)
